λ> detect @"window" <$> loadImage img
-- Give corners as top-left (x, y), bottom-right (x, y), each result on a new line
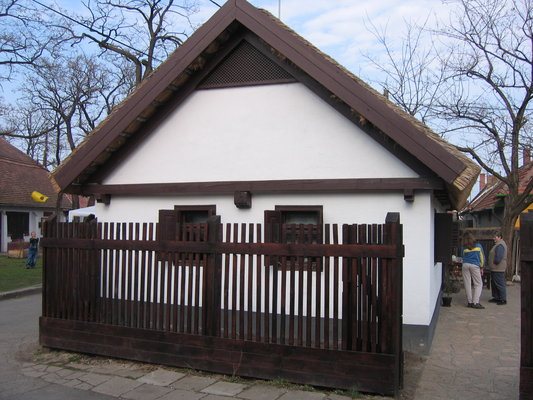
top-left (265, 206), bottom-right (323, 268)
top-left (434, 212), bottom-right (453, 264)
top-left (157, 205), bottom-right (217, 264)
top-left (158, 205), bottom-right (217, 242)
top-left (7, 212), bottom-right (29, 240)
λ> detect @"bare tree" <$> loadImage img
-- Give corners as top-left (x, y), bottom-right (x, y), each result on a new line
top-left (3, 103), bottom-right (58, 167)
top-left (362, 17), bottom-right (447, 127)
top-left (365, 0), bottom-right (533, 276)
top-left (436, 0), bottom-right (533, 275)
top-left (63, 0), bottom-right (199, 85)
top-left (0, 0), bottom-right (62, 80)
top-left (4, 54), bottom-right (114, 167)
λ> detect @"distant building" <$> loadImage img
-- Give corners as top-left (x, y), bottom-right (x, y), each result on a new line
top-left (462, 150), bottom-right (533, 228)
top-left (0, 138), bottom-right (70, 253)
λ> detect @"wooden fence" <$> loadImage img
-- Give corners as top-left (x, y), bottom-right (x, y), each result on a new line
top-left (39, 213), bottom-right (403, 396)
top-left (521, 213), bottom-right (533, 399)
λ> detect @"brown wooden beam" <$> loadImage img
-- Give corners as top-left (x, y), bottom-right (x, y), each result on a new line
top-left (76, 177), bottom-right (442, 196)
top-left (40, 237), bottom-right (401, 258)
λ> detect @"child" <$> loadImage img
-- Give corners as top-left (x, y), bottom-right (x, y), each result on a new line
top-left (25, 232), bottom-right (39, 269)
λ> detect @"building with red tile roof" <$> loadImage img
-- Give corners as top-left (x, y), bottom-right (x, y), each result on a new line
top-left (461, 152), bottom-right (533, 228)
top-left (0, 138), bottom-right (70, 252)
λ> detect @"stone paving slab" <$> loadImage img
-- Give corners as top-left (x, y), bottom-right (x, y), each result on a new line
top-left (137, 368), bottom-right (186, 386)
top-left (201, 381), bottom-right (246, 396)
top-left (157, 388), bottom-right (206, 400)
top-left (238, 384), bottom-right (287, 400)
top-left (78, 372), bottom-right (113, 386)
top-left (92, 376), bottom-right (144, 396)
top-left (121, 383), bottom-right (174, 400)
top-left (172, 375), bottom-right (218, 391)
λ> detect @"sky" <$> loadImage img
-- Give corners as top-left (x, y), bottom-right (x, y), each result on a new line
top-left (193, 0), bottom-right (451, 84)
top-left (1, 0), bottom-right (452, 99)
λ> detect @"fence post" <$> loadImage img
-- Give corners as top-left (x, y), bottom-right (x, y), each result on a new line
top-left (520, 213), bottom-right (533, 399)
top-left (204, 215), bottom-right (222, 337)
top-left (383, 212), bottom-right (403, 398)
top-left (341, 224), bottom-right (355, 351)
top-left (41, 214), bottom-right (58, 318)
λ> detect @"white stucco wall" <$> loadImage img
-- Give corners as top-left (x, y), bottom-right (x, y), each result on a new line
top-left (94, 191), bottom-right (436, 326)
top-left (104, 83), bottom-right (417, 185)
top-left (96, 83), bottom-right (442, 328)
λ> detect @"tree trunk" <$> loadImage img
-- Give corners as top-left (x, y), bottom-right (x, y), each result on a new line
top-left (501, 202), bottom-right (519, 279)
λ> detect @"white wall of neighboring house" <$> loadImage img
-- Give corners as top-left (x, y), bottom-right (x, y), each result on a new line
top-left (0, 208), bottom-right (47, 253)
top-left (95, 82), bottom-right (443, 332)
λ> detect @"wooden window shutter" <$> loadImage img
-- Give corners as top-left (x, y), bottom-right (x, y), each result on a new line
top-left (265, 210), bottom-right (282, 243)
top-left (434, 213), bottom-right (453, 264)
top-left (158, 209), bottom-right (177, 241)
top-left (265, 210), bottom-right (281, 266)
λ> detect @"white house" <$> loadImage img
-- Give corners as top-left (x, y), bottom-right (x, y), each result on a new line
top-left (51, 0), bottom-right (480, 353)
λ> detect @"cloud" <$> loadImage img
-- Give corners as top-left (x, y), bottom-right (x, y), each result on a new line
top-left (196, 0), bottom-right (451, 82)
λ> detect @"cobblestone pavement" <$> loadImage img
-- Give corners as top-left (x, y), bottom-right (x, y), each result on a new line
top-left (414, 281), bottom-right (520, 400)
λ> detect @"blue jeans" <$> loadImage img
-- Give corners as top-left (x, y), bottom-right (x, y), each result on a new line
top-left (26, 248), bottom-right (37, 268)
top-left (491, 271), bottom-right (507, 301)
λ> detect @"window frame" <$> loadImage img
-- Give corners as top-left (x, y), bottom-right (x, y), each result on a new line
top-left (264, 205), bottom-right (323, 269)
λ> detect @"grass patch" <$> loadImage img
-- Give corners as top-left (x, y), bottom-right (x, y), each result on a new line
top-left (0, 255), bottom-right (42, 292)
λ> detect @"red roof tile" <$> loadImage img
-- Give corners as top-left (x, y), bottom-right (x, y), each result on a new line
top-left (0, 138), bottom-right (71, 209)
top-left (465, 161), bottom-right (533, 212)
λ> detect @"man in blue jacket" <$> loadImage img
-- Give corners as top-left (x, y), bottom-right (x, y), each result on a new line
top-left (461, 232), bottom-right (486, 309)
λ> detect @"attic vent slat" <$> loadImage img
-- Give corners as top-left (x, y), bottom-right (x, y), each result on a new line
top-left (198, 40), bottom-right (295, 89)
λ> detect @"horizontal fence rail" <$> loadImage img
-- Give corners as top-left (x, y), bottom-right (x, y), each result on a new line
top-left (40, 214), bottom-right (403, 396)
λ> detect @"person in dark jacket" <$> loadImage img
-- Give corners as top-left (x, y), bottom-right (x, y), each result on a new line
top-left (25, 232), bottom-right (39, 269)
top-left (488, 231), bottom-right (508, 305)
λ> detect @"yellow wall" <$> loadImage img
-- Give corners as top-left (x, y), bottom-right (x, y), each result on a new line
top-left (515, 203), bottom-right (533, 228)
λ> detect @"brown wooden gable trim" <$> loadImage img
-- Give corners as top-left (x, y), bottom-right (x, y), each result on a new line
top-left (234, 1), bottom-right (465, 183)
top-left (76, 177), bottom-right (443, 197)
top-left (53, 0), bottom-right (468, 196)
top-left (88, 32), bottom-right (439, 189)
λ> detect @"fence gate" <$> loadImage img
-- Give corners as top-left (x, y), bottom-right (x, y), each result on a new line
top-left (40, 213), bottom-right (403, 397)
top-left (521, 213), bottom-right (533, 399)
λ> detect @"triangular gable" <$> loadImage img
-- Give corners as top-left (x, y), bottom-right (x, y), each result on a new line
top-left (52, 0), bottom-right (479, 209)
